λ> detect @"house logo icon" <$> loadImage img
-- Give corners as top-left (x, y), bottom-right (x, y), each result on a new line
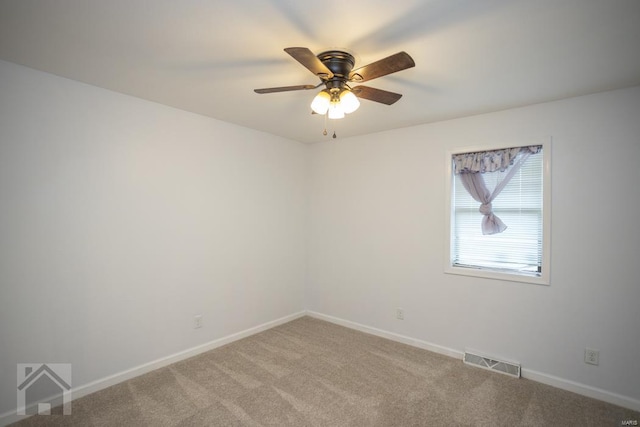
top-left (17, 363), bottom-right (72, 415)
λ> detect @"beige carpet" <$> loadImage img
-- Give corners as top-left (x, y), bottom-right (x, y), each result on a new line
top-left (12, 316), bottom-right (639, 426)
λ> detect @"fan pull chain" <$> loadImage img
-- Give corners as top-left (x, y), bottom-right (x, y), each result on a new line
top-left (330, 114), bottom-right (336, 139)
top-left (320, 114), bottom-right (336, 139)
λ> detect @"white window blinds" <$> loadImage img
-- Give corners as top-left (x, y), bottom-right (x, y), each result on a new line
top-left (451, 147), bottom-right (543, 275)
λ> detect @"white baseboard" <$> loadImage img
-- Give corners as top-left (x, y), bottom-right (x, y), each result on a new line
top-left (306, 311), bottom-right (464, 360)
top-left (521, 368), bottom-right (640, 412)
top-left (307, 310), bottom-right (640, 412)
top-left (0, 311), bottom-right (306, 427)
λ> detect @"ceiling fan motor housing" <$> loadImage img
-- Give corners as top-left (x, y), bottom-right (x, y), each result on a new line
top-left (317, 50), bottom-right (355, 91)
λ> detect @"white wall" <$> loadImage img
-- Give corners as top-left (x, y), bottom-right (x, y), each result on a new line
top-left (0, 60), bottom-right (307, 415)
top-left (307, 86), bottom-right (640, 406)
top-left (2, 56), bottom-right (639, 416)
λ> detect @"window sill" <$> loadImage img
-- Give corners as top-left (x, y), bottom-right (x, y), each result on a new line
top-left (444, 265), bottom-right (550, 286)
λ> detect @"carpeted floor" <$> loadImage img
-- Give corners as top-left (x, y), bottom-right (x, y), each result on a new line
top-left (12, 316), bottom-right (640, 426)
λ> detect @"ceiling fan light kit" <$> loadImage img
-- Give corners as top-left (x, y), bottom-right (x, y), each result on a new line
top-left (255, 47), bottom-right (415, 133)
top-left (310, 88), bottom-right (360, 117)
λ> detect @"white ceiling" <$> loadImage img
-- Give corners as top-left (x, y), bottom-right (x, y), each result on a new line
top-left (1, 0), bottom-right (639, 144)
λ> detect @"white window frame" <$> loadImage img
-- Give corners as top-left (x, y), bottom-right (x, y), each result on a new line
top-left (444, 137), bottom-right (551, 285)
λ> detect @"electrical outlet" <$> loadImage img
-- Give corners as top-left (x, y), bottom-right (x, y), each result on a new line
top-left (585, 348), bottom-right (599, 365)
top-left (396, 308), bottom-right (404, 320)
top-left (194, 314), bottom-right (203, 329)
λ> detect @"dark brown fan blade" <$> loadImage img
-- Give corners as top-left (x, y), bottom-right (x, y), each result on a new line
top-left (284, 47), bottom-right (334, 79)
top-left (254, 84), bottom-right (317, 94)
top-left (351, 86), bottom-right (403, 105)
top-left (349, 52), bottom-right (415, 83)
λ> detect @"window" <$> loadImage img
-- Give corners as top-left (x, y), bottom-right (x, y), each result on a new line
top-left (445, 139), bottom-right (550, 285)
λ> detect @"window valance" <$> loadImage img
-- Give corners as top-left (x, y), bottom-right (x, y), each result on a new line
top-left (453, 145), bottom-right (542, 175)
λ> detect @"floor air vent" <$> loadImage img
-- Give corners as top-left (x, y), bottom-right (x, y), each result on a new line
top-left (463, 351), bottom-right (521, 378)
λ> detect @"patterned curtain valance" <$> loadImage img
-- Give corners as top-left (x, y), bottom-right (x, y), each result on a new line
top-left (453, 145), bottom-right (541, 175)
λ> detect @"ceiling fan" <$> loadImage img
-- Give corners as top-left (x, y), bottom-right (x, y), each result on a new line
top-left (254, 47), bottom-right (415, 120)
